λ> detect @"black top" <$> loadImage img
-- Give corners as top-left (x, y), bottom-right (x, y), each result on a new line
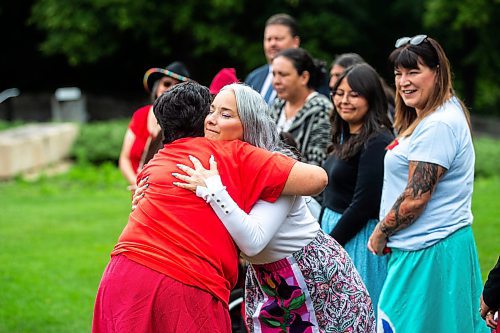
top-left (321, 130), bottom-right (394, 245)
top-left (483, 256), bottom-right (500, 310)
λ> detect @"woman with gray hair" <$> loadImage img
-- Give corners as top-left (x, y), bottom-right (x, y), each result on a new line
top-left (219, 83), bottom-right (286, 154)
top-left (171, 83), bottom-right (375, 332)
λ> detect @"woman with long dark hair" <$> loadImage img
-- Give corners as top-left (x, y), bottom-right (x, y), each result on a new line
top-left (321, 63), bottom-right (394, 310)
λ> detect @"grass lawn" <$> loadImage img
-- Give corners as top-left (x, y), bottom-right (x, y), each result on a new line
top-left (471, 176), bottom-right (500, 274)
top-left (0, 163), bottom-right (499, 332)
top-left (0, 164), bottom-right (130, 333)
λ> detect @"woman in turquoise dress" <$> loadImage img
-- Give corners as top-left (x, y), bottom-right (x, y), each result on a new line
top-left (368, 35), bottom-right (487, 333)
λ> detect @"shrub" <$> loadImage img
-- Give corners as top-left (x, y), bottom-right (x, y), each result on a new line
top-left (474, 136), bottom-right (500, 178)
top-left (70, 119), bottom-right (129, 164)
top-left (0, 120), bottom-right (25, 131)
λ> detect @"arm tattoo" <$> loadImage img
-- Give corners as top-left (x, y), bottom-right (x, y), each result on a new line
top-left (410, 162), bottom-right (439, 197)
top-left (380, 161), bottom-right (445, 237)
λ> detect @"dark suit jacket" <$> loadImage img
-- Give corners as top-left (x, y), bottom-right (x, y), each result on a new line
top-left (244, 64), bottom-right (270, 93)
top-left (484, 256), bottom-right (500, 309)
top-left (245, 63), bottom-right (330, 97)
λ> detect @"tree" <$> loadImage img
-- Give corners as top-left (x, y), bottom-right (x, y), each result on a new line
top-left (24, 0), bottom-right (500, 115)
top-left (423, 0), bottom-right (500, 115)
top-left (29, 0), bottom-right (258, 76)
top-left (28, 0), bottom-right (423, 82)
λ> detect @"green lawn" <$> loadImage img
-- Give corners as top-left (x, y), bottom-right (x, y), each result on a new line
top-left (471, 176), bottom-right (500, 273)
top-left (0, 164), bottom-right (130, 333)
top-left (0, 164), bottom-right (498, 332)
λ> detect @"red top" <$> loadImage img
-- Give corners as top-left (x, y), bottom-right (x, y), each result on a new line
top-left (111, 137), bottom-right (296, 305)
top-left (128, 105), bottom-right (153, 173)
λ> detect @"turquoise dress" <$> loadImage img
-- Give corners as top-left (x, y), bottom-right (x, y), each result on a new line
top-left (377, 226), bottom-right (488, 333)
top-left (322, 208), bottom-right (387, 311)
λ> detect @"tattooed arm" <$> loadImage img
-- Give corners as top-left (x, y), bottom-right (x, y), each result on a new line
top-left (368, 160), bottom-right (446, 255)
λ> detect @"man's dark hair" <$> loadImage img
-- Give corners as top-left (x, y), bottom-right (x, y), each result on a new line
top-left (265, 13), bottom-right (298, 37)
top-left (153, 81), bottom-right (211, 144)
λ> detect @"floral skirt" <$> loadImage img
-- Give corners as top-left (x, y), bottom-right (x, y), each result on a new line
top-left (245, 229), bottom-right (375, 333)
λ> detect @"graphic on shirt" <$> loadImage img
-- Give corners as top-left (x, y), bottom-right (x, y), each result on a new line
top-left (378, 309), bottom-right (396, 333)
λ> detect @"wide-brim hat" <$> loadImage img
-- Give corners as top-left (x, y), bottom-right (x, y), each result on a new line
top-left (209, 68), bottom-right (239, 94)
top-left (143, 61), bottom-right (190, 92)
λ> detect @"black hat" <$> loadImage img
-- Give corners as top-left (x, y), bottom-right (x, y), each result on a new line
top-left (143, 61), bottom-right (190, 92)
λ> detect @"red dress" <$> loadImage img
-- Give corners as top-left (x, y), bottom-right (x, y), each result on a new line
top-left (127, 105), bottom-right (153, 173)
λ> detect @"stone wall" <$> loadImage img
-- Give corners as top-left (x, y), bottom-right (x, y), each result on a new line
top-left (0, 123), bottom-right (79, 179)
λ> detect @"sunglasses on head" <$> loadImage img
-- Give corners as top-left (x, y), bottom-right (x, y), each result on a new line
top-left (395, 34), bottom-right (427, 48)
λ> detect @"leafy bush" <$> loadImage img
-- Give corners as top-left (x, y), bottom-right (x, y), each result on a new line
top-left (0, 120), bottom-right (25, 131)
top-left (70, 119), bottom-right (129, 164)
top-left (474, 136), bottom-right (500, 178)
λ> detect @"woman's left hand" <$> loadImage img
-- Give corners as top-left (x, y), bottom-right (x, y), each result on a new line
top-left (480, 295), bottom-right (499, 328)
top-left (368, 223), bottom-right (388, 256)
top-left (172, 155), bottom-right (219, 192)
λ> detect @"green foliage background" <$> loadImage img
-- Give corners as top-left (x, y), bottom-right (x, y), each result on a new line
top-left (21, 0), bottom-right (500, 115)
top-left (70, 119), bottom-right (129, 164)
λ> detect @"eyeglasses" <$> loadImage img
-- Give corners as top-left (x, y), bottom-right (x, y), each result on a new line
top-left (395, 34), bottom-right (427, 48)
top-left (330, 89), bottom-right (361, 101)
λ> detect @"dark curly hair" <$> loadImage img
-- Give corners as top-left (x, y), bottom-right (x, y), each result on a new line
top-left (153, 81), bottom-right (211, 144)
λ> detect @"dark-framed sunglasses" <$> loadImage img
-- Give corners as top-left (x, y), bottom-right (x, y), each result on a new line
top-left (395, 34), bottom-right (427, 48)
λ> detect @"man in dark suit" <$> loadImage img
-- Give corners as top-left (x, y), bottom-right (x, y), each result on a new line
top-left (245, 13), bottom-right (330, 104)
top-left (245, 14), bottom-right (300, 105)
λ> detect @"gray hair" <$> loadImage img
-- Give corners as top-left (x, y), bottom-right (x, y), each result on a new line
top-left (332, 53), bottom-right (365, 69)
top-left (220, 83), bottom-right (294, 157)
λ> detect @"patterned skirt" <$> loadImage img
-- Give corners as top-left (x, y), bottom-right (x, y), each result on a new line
top-left (244, 229), bottom-right (375, 333)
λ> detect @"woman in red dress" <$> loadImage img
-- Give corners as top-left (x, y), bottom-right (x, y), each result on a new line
top-left (118, 61), bottom-right (190, 190)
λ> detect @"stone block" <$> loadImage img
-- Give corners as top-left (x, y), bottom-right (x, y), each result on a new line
top-left (0, 123), bottom-right (79, 179)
